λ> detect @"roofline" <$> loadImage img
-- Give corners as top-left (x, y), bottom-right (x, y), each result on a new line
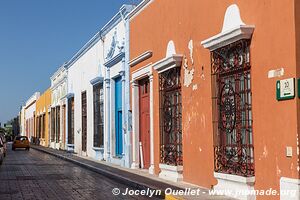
top-left (65, 4), bottom-right (135, 69)
top-left (50, 63), bottom-right (67, 80)
top-left (126, 0), bottom-right (152, 20)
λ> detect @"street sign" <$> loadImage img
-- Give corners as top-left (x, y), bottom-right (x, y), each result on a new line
top-left (276, 78), bottom-right (295, 101)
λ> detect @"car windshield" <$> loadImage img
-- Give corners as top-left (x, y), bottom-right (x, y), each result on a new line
top-left (15, 136), bottom-right (28, 141)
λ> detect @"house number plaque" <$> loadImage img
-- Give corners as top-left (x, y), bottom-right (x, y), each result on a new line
top-left (276, 78), bottom-right (295, 101)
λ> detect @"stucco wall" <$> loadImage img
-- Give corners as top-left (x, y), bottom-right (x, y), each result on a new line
top-left (130, 0), bottom-right (299, 198)
top-left (67, 17), bottom-right (127, 160)
top-left (68, 38), bottom-right (103, 158)
top-left (36, 88), bottom-right (51, 147)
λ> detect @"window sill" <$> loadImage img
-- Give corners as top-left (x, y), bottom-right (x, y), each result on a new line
top-left (92, 147), bottom-right (104, 151)
top-left (214, 172), bottom-right (255, 184)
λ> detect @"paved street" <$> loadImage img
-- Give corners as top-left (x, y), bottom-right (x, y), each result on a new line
top-left (0, 143), bottom-right (152, 200)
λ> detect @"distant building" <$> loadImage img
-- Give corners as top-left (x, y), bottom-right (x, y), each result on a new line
top-left (50, 65), bottom-right (68, 150)
top-left (35, 88), bottom-right (51, 147)
top-left (24, 92), bottom-right (40, 140)
top-left (19, 106), bottom-right (26, 136)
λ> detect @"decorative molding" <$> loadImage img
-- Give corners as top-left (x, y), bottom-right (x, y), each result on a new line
top-left (51, 77), bottom-right (67, 91)
top-left (65, 5), bottom-right (134, 69)
top-left (106, 30), bottom-right (118, 60)
top-left (90, 76), bottom-right (104, 86)
top-left (50, 64), bottom-right (67, 81)
top-left (104, 51), bottom-right (125, 68)
top-left (153, 54), bottom-right (183, 74)
top-left (131, 63), bottom-right (153, 80)
top-left (201, 25), bottom-right (254, 51)
top-left (201, 4), bottom-right (254, 51)
top-left (129, 51), bottom-right (153, 67)
top-left (25, 92), bottom-right (40, 108)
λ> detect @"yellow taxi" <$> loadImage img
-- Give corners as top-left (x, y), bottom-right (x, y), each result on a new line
top-left (12, 136), bottom-right (30, 151)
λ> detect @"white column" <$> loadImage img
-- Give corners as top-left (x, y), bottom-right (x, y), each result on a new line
top-left (65, 100), bottom-right (69, 146)
top-left (105, 67), bottom-right (111, 161)
top-left (149, 74), bottom-right (155, 174)
top-left (131, 80), bottom-right (139, 169)
top-left (120, 58), bottom-right (126, 166)
top-left (60, 103), bottom-right (63, 148)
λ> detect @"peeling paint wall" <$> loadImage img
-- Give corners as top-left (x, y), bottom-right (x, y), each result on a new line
top-left (130, 0), bottom-right (300, 197)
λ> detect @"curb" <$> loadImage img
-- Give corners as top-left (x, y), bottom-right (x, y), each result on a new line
top-left (165, 195), bottom-right (182, 200)
top-left (31, 146), bottom-right (176, 199)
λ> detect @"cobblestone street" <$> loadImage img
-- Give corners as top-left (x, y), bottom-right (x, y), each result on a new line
top-left (0, 143), bottom-right (152, 200)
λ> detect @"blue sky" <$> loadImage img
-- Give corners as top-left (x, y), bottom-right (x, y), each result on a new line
top-left (0, 0), bottom-right (140, 124)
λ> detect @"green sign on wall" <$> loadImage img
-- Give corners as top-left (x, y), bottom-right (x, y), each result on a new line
top-left (276, 78), bottom-right (295, 101)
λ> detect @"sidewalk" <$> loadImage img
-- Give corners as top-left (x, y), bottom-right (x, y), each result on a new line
top-left (31, 145), bottom-right (234, 200)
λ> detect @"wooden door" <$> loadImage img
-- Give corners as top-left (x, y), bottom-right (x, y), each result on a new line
top-left (139, 78), bottom-right (150, 169)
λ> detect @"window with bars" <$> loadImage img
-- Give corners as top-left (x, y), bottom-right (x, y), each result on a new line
top-left (36, 116), bottom-right (39, 138)
top-left (68, 97), bottom-right (74, 144)
top-left (211, 39), bottom-right (254, 177)
top-left (82, 91), bottom-right (87, 152)
top-left (42, 114), bottom-right (45, 139)
top-left (51, 108), bottom-right (55, 142)
top-left (38, 116), bottom-right (41, 138)
top-left (159, 67), bottom-right (182, 166)
top-left (56, 106), bottom-right (60, 143)
top-left (93, 84), bottom-right (104, 148)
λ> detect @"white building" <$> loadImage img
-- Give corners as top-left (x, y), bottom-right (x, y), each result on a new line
top-left (66, 5), bottom-right (134, 168)
top-left (50, 64), bottom-right (68, 149)
top-left (19, 106), bottom-right (26, 136)
top-left (24, 92), bottom-right (40, 140)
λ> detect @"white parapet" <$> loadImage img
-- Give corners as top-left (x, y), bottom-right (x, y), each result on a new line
top-left (280, 177), bottom-right (300, 200)
top-left (159, 163), bottom-right (183, 182)
top-left (214, 172), bottom-right (255, 200)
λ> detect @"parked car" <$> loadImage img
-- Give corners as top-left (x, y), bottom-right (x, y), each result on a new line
top-left (0, 137), bottom-right (4, 165)
top-left (0, 133), bottom-right (7, 157)
top-left (12, 136), bottom-right (30, 151)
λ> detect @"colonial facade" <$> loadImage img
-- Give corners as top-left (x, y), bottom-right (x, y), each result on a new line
top-left (50, 65), bottom-right (68, 150)
top-left (129, 0), bottom-right (300, 200)
top-left (66, 5), bottom-right (134, 168)
top-left (24, 92), bottom-right (40, 140)
top-left (35, 88), bottom-right (51, 147)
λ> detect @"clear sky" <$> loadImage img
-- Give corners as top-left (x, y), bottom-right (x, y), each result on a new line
top-left (0, 0), bottom-right (140, 124)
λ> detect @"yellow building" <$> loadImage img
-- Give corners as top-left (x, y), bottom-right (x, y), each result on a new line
top-left (35, 88), bottom-right (51, 147)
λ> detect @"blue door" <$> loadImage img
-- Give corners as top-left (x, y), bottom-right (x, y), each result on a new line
top-left (115, 77), bottom-right (123, 156)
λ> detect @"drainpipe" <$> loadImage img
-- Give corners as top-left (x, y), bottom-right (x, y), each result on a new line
top-left (105, 66), bottom-right (111, 162)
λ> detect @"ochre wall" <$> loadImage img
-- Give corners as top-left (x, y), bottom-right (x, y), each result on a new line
top-left (130, 0), bottom-right (299, 199)
top-left (295, 0), bottom-right (300, 181)
top-left (35, 88), bottom-right (51, 147)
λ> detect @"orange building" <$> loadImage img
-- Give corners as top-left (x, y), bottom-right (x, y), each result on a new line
top-left (129, 0), bottom-right (300, 199)
top-left (35, 88), bottom-right (51, 147)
